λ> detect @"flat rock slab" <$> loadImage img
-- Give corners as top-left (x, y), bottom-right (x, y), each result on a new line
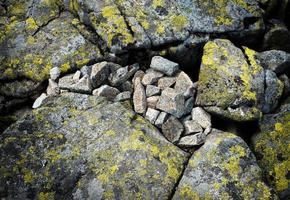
top-left (0, 93), bottom-right (189, 199)
top-left (173, 130), bottom-right (277, 199)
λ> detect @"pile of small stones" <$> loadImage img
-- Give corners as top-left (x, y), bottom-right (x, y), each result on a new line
top-left (33, 56), bottom-right (212, 147)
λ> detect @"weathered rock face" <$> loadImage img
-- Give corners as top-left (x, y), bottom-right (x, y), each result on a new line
top-left (72, 0), bottom-right (264, 53)
top-left (0, 0), bottom-right (265, 85)
top-left (173, 130), bottom-right (277, 200)
top-left (251, 101), bottom-right (290, 199)
top-left (0, 11), bottom-right (101, 83)
top-left (0, 93), bottom-right (189, 199)
top-left (196, 39), bottom-right (265, 121)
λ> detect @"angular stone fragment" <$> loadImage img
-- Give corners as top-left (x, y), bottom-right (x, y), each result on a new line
top-left (93, 85), bottom-right (120, 101)
top-left (32, 93), bottom-right (47, 109)
top-left (157, 88), bottom-right (185, 118)
top-left (184, 120), bottom-right (203, 135)
top-left (73, 71), bottom-right (81, 83)
top-left (158, 77), bottom-right (176, 90)
top-left (145, 108), bottom-right (160, 124)
top-left (162, 116), bottom-right (184, 143)
top-left (177, 132), bottom-right (206, 147)
top-left (146, 85), bottom-right (161, 97)
top-left (258, 50), bottom-right (290, 75)
top-left (133, 77), bottom-right (147, 115)
top-left (262, 70), bottom-right (284, 113)
top-left (59, 74), bottom-right (92, 94)
top-left (109, 63), bottom-right (139, 86)
top-left (0, 93), bottom-right (188, 199)
top-left (150, 56), bottom-right (179, 76)
top-left (147, 96), bottom-right (160, 109)
top-left (50, 67), bottom-right (60, 81)
top-left (174, 130), bottom-right (276, 199)
top-left (90, 62), bottom-right (110, 88)
top-left (142, 70), bottom-right (163, 85)
top-left (174, 71), bottom-right (194, 94)
top-left (46, 79), bottom-right (60, 96)
top-left (191, 107), bottom-right (211, 129)
top-left (73, 75), bottom-right (92, 94)
top-left (114, 91), bottom-right (132, 102)
top-left (155, 112), bottom-right (169, 128)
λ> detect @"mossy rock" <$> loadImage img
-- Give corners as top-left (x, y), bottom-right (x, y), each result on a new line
top-left (0, 92), bottom-right (189, 199)
top-left (196, 39), bottom-right (265, 121)
top-left (173, 129), bottom-right (277, 200)
top-left (70, 0), bottom-right (264, 53)
top-left (251, 102), bottom-right (290, 199)
top-left (0, 12), bottom-right (102, 82)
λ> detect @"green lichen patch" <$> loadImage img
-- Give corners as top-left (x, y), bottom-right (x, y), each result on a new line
top-left (0, 93), bottom-right (188, 199)
top-left (252, 110), bottom-right (290, 198)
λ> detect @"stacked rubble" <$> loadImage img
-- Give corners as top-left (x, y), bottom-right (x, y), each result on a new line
top-left (36, 56), bottom-right (212, 148)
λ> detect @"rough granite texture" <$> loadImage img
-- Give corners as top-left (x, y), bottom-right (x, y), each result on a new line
top-left (251, 100), bottom-right (290, 199)
top-left (0, 93), bottom-right (189, 199)
top-left (173, 130), bottom-right (277, 200)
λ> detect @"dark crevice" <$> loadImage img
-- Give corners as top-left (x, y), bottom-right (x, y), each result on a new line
top-left (211, 114), bottom-right (260, 145)
top-left (167, 154), bottom-right (192, 200)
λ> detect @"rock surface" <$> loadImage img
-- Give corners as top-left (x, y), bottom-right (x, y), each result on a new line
top-left (173, 130), bottom-right (277, 199)
top-left (251, 101), bottom-right (290, 199)
top-left (196, 39), bottom-right (265, 121)
top-left (0, 93), bottom-right (189, 199)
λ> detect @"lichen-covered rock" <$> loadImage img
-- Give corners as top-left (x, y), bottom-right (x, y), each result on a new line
top-left (0, 93), bottom-right (189, 199)
top-left (0, 80), bottom-right (43, 98)
top-left (73, 0), bottom-right (264, 53)
top-left (0, 11), bottom-right (102, 84)
top-left (196, 39), bottom-right (265, 121)
top-left (251, 102), bottom-right (290, 199)
top-left (173, 129), bottom-right (277, 200)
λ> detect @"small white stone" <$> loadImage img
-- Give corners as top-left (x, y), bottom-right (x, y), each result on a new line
top-left (73, 70), bottom-right (81, 83)
top-left (32, 93), bottom-right (47, 109)
top-left (174, 71), bottom-right (194, 94)
top-left (46, 79), bottom-right (60, 96)
top-left (191, 107), bottom-right (212, 129)
top-left (114, 91), bottom-right (132, 102)
top-left (145, 108), bottom-right (160, 124)
top-left (50, 67), bottom-right (60, 81)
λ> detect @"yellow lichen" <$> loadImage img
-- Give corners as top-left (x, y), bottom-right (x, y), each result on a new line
top-left (152, 0), bottom-right (165, 8)
top-left (25, 17), bottom-right (39, 32)
top-left (38, 192), bottom-right (55, 200)
top-left (170, 15), bottom-right (188, 31)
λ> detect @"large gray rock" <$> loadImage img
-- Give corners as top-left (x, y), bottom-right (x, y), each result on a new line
top-left (196, 39), bottom-right (265, 121)
top-left (72, 0), bottom-right (264, 53)
top-left (251, 101), bottom-right (290, 199)
top-left (173, 130), bottom-right (277, 199)
top-left (0, 93), bottom-right (189, 199)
